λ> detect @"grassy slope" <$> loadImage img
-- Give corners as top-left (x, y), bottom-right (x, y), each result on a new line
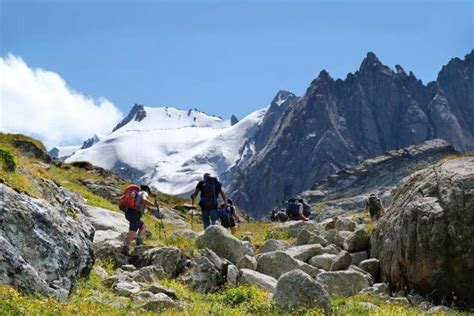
top-left (0, 133), bottom-right (467, 315)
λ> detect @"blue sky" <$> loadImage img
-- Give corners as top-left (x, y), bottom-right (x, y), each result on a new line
top-left (1, 0), bottom-right (473, 120)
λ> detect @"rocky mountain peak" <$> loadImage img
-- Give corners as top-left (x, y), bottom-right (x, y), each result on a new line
top-left (271, 90), bottom-right (297, 107)
top-left (230, 114), bottom-right (239, 126)
top-left (112, 104), bottom-right (147, 132)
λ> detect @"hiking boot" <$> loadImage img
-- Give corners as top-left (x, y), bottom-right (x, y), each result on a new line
top-left (121, 245), bottom-right (130, 256)
top-left (136, 237), bottom-right (144, 246)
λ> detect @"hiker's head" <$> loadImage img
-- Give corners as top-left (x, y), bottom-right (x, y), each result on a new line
top-left (227, 198), bottom-right (233, 206)
top-left (203, 173), bottom-right (211, 180)
top-left (140, 185), bottom-right (151, 194)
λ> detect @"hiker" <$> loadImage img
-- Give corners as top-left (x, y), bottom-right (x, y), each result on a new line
top-left (218, 198), bottom-right (242, 234)
top-left (191, 173), bottom-right (228, 229)
top-left (365, 193), bottom-right (385, 221)
top-left (299, 198), bottom-right (312, 218)
top-left (120, 185), bottom-right (159, 255)
top-left (285, 198), bottom-right (309, 221)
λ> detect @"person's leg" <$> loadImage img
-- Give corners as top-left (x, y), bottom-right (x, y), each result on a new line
top-left (136, 221), bottom-right (146, 246)
top-left (230, 226), bottom-right (237, 234)
top-left (209, 209), bottom-right (218, 226)
top-left (202, 209), bottom-right (210, 229)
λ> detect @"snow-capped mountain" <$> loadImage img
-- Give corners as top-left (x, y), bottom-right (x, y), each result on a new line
top-left (66, 105), bottom-right (267, 196)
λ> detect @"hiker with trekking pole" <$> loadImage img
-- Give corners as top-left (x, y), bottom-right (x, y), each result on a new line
top-left (191, 173), bottom-right (228, 230)
top-left (118, 184), bottom-right (159, 256)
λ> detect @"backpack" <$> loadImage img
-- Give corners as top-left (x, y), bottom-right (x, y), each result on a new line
top-left (119, 184), bottom-right (140, 211)
top-left (199, 177), bottom-right (220, 210)
top-left (367, 196), bottom-right (380, 212)
top-left (285, 201), bottom-right (300, 217)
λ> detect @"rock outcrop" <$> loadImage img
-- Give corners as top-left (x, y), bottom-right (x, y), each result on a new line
top-left (227, 51), bottom-right (474, 217)
top-left (0, 184), bottom-right (95, 300)
top-left (273, 269), bottom-right (331, 312)
top-left (196, 225), bottom-right (252, 264)
top-left (371, 157), bottom-right (474, 307)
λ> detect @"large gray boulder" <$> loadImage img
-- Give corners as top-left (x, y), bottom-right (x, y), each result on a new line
top-left (335, 217), bottom-right (357, 232)
top-left (330, 250), bottom-right (352, 271)
top-left (130, 247), bottom-right (181, 278)
top-left (256, 251), bottom-right (301, 279)
top-left (0, 184), bottom-right (94, 300)
top-left (316, 270), bottom-right (371, 297)
top-left (260, 239), bottom-right (290, 253)
top-left (237, 255), bottom-right (257, 271)
top-left (343, 228), bottom-right (369, 253)
top-left (308, 254), bottom-right (337, 270)
top-left (191, 248), bottom-right (228, 292)
top-left (196, 225), bottom-right (250, 264)
top-left (371, 157), bottom-right (474, 307)
top-left (239, 269), bottom-right (278, 294)
top-left (273, 269), bottom-right (331, 312)
top-left (83, 205), bottom-right (128, 232)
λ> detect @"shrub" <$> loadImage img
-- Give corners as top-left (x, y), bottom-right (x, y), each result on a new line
top-left (0, 148), bottom-right (16, 172)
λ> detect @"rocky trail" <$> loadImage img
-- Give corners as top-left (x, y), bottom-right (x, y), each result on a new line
top-left (1, 134), bottom-right (473, 314)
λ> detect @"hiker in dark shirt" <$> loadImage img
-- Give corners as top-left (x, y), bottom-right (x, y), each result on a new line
top-left (365, 193), bottom-right (385, 221)
top-left (191, 173), bottom-right (228, 229)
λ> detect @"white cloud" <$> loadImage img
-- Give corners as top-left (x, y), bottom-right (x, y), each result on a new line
top-left (0, 54), bottom-right (123, 148)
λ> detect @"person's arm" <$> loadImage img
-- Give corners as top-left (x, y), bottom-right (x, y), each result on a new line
top-left (191, 188), bottom-right (200, 206)
top-left (299, 204), bottom-right (309, 221)
top-left (220, 189), bottom-right (228, 208)
top-left (232, 207), bottom-right (242, 222)
top-left (379, 201), bottom-right (385, 214)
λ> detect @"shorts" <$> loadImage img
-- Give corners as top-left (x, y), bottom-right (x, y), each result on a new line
top-left (125, 209), bottom-right (144, 231)
top-left (220, 215), bottom-right (236, 228)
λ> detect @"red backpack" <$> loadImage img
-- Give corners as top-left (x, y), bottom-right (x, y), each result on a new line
top-left (119, 184), bottom-right (140, 211)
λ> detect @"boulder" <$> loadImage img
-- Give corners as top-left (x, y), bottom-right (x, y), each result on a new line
top-left (276, 221), bottom-right (321, 238)
top-left (359, 283), bottom-right (390, 298)
top-left (260, 239), bottom-right (290, 253)
top-left (343, 229), bottom-right (369, 253)
top-left (316, 270), bottom-right (371, 297)
top-left (239, 269), bottom-right (277, 294)
top-left (0, 184), bottom-right (94, 300)
top-left (226, 265), bottom-right (239, 286)
top-left (130, 247), bottom-right (181, 278)
top-left (284, 244), bottom-right (323, 262)
top-left (93, 231), bottom-right (125, 260)
top-left (174, 228), bottom-right (199, 240)
top-left (191, 248), bottom-right (228, 292)
top-left (132, 291), bottom-right (155, 302)
top-left (196, 226), bottom-right (248, 264)
top-left (242, 241), bottom-right (256, 256)
top-left (82, 205), bottom-right (128, 233)
top-left (273, 269), bottom-right (331, 312)
top-left (297, 261), bottom-right (322, 279)
top-left (140, 293), bottom-right (182, 312)
top-left (330, 250), bottom-right (352, 271)
top-left (132, 265), bottom-right (167, 283)
top-left (147, 283), bottom-right (178, 299)
top-left (296, 229), bottom-right (328, 246)
top-left (348, 264), bottom-right (375, 284)
top-left (319, 218), bottom-right (336, 230)
top-left (113, 280), bottom-right (141, 297)
top-left (308, 254), bottom-right (337, 270)
top-left (322, 229), bottom-right (345, 247)
top-left (335, 217), bottom-right (357, 232)
top-left (256, 251), bottom-right (301, 279)
top-left (237, 255), bottom-right (257, 271)
top-left (370, 158), bottom-right (474, 307)
top-left (359, 258), bottom-right (380, 278)
top-left (350, 251), bottom-right (368, 266)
